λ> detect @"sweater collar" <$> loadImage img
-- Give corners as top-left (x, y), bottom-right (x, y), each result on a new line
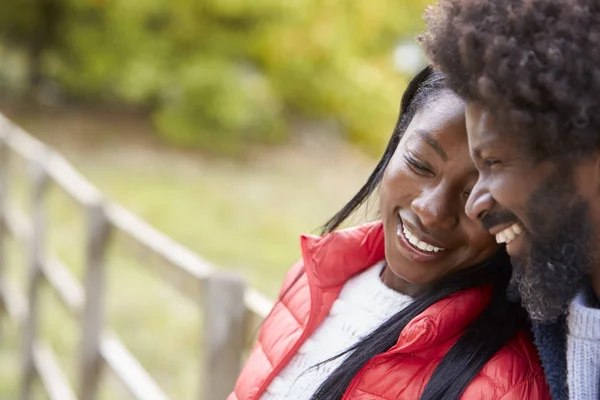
top-left (532, 318), bottom-right (568, 400)
top-left (568, 284), bottom-right (600, 341)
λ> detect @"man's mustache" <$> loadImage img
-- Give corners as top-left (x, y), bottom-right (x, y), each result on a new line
top-left (481, 210), bottom-right (521, 231)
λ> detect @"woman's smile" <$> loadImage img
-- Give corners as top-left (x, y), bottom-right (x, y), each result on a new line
top-left (395, 216), bottom-right (448, 263)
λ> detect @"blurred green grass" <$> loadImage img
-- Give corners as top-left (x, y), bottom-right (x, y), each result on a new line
top-left (0, 108), bottom-right (375, 399)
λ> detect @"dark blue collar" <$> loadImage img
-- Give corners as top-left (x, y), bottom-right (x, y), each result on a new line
top-left (532, 316), bottom-right (568, 400)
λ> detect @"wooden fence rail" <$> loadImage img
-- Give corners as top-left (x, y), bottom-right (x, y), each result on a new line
top-left (0, 114), bottom-right (273, 400)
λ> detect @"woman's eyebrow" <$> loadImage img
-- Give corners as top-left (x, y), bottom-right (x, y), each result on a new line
top-left (414, 129), bottom-right (448, 161)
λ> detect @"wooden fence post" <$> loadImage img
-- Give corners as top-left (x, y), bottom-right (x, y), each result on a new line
top-left (202, 273), bottom-right (246, 400)
top-left (78, 200), bottom-right (110, 400)
top-left (19, 160), bottom-right (49, 400)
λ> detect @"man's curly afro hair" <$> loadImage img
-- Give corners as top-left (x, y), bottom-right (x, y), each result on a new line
top-left (420, 0), bottom-right (600, 158)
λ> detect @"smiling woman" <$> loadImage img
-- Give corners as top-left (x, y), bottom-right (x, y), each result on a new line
top-left (379, 91), bottom-right (498, 295)
top-left (228, 67), bottom-right (551, 400)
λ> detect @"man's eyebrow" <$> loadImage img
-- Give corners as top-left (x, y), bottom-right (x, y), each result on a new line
top-left (415, 129), bottom-right (448, 161)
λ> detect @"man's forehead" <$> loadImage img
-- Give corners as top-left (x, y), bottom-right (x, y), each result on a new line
top-left (465, 103), bottom-right (527, 153)
top-left (465, 104), bottom-right (501, 150)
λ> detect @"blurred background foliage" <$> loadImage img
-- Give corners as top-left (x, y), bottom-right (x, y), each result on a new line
top-left (0, 2), bottom-right (432, 397)
top-left (0, 0), bottom-right (429, 155)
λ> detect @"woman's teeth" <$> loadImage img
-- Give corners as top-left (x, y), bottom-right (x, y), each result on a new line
top-left (397, 225), bottom-right (445, 253)
top-left (495, 223), bottom-right (523, 244)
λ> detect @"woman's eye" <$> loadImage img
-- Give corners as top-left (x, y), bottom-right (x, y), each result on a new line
top-left (405, 155), bottom-right (433, 175)
top-left (463, 190), bottom-right (471, 201)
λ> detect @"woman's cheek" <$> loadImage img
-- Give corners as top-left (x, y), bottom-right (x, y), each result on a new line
top-left (471, 232), bottom-right (500, 255)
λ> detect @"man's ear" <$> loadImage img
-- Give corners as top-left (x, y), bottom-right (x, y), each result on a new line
top-left (594, 150), bottom-right (600, 193)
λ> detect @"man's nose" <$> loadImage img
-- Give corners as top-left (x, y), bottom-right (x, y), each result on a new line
top-left (465, 180), bottom-right (494, 221)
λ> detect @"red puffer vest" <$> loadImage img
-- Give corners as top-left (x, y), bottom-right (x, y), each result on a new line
top-left (229, 222), bottom-right (550, 400)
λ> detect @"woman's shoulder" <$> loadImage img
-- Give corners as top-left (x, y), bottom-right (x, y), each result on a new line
top-left (485, 331), bottom-right (544, 376)
top-left (464, 331), bottom-right (550, 399)
top-left (277, 258), bottom-right (307, 298)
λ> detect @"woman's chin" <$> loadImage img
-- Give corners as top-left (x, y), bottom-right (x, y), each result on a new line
top-left (384, 254), bottom-right (437, 285)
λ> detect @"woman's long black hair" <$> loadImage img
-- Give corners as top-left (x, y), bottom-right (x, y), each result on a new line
top-left (282, 66), bottom-right (528, 399)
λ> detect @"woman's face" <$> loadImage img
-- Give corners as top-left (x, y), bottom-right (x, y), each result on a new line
top-left (380, 91), bottom-right (499, 293)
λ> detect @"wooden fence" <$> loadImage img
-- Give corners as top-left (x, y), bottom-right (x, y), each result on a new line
top-left (0, 114), bottom-right (273, 400)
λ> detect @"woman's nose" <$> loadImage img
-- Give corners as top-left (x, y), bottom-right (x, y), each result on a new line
top-left (465, 180), bottom-right (494, 221)
top-left (411, 187), bottom-right (459, 231)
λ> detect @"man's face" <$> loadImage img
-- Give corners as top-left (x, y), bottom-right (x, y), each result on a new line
top-left (464, 103), bottom-right (599, 322)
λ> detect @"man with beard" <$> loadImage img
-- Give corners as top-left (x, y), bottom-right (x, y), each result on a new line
top-left (421, 0), bottom-right (600, 399)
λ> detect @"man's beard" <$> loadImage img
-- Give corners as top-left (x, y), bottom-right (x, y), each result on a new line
top-left (511, 171), bottom-right (593, 323)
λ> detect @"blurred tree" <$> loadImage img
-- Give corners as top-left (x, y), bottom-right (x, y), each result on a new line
top-left (29, 0), bottom-right (64, 90)
top-left (0, 0), bottom-right (432, 155)
top-left (0, 0), bottom-right (65, 94)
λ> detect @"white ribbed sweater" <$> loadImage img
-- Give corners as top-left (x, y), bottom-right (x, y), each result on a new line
top-left (261, 262), bottom-right (413, 400)
top-left (567, 286), bottom-right (600, 400)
